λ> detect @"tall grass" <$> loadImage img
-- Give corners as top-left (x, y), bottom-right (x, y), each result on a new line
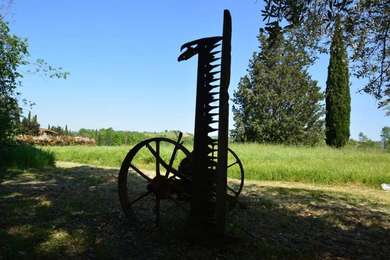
top-left (1, 144), bottom-right (55, 169)
top-left (230, 143), bottom-right (390, 187)
top-left (43, 143), bottom-right (390, 188)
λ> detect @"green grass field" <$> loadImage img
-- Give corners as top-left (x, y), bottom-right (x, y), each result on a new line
top-left (43, 143), bottom-right (390, 188)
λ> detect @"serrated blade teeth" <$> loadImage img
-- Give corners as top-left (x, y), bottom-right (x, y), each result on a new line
top-left (206, 85), bottom-right (219, 91)
top-left (205, 64), bottom-right (220, 71)
top-left (210, 71), bottom-right (220, 77)
top-left (207, 94), bottom-right (219, 101)
top-left (206, 146), bottom-right (218, 154)
top-left (207, 126), bottom-right (218, 133)
top-left (207, 136), bottom-right (217, 143)
top-left (209, 78), bottom-right (220, 84)
top-left (211, 43), bottom-right (221, 49)
top-left (209, 57), bottom-right (220, 63)
top-left (206, 105), bottom-right (218, 111)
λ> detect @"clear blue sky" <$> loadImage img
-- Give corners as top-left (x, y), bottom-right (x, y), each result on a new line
top-left (5, 0), bottom-right (388, 140)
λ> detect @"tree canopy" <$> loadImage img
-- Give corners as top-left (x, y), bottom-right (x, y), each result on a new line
top-left (0, 15), bottom-right (68, 144)
top-left (0, 16), bottom-right (28, 144)
top-left (262, 0), bottom-right (389, 108)
top-left (232, 26), bottom-right (324, 145)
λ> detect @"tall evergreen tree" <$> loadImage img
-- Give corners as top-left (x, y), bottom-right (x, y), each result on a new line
top-left (232, 26), bottom-right (324, 145)
top-left (31, 115), bottom-right (39, 135)
top-left (20, 111), bottom-right (40, 135)
top-left (381, 127), bottom-right (390, 150)
top-left (325, 17), bottom-right (350, 147)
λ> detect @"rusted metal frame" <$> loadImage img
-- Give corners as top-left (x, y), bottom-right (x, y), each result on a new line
top-left (190, 45), bottom-right (213, 225)
top-left (216, 10), bottom-right (232, 237)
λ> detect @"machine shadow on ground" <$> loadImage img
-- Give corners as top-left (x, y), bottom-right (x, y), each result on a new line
top-left (1, 164), bottom-right (389, 259)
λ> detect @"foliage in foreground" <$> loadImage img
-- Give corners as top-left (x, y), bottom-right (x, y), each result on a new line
top-left (0, 144), bottom-right (55, 169)
top-left (325, 17), bottom-right (350, 147)
top-left (44, 143), bottom-right (390, 188)
top-left (262, 0), bottom-right (390, 108)
top-left (0, 16), bottom-right (28, 144)
top-left (232, 25), bottom-right (323, 145)
top-left (0, 16), bottom-right (68, 146)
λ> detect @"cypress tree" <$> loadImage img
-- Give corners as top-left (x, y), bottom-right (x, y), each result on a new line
top-left (32, 115), bottom-right (40, 135)
top-left (325, 17), bottom-right (351, 147)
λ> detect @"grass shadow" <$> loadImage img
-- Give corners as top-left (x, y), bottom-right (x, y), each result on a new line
top-left (0, 164), bottom-right (389, 259)
top-left (0, 144), bottom-right (55, 169)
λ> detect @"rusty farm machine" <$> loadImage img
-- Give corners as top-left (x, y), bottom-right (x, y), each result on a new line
top-left (118, 10), bottom-right (244, 236)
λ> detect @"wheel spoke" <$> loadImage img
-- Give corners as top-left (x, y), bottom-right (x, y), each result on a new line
top-left (165, 145), bottom-right (180, 177)
top-left (129, 191), bottom-right (152, 206)
top-left (147, 143), bottom-right (180, 176)
top-left (155, 141), bottom-right (160, 176)
top-left (228, 161), bottom-right (238, 168)
top-left (146, 143), bottom-right (163, 174)
top-left (130, 163), bottom-right (152, 182)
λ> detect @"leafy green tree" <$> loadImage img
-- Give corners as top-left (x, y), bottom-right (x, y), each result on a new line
top-left (0, 16), bottom-right (28, 144)
top-left (381, 127), bottom-right (390, 150)
top-left (0, 15), bottom-right (68, 144)
top-left (325, 17), bottom-right (351, 147)
top-left (262, 0), bottom-right (389, 108)
top-left (232, 26), bottom-right (324, 145)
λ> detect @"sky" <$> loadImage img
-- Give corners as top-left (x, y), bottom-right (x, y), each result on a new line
top-left (4, 0), bottom-right (388, 140)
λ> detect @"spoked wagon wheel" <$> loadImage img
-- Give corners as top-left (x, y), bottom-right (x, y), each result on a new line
top-left (118, 136), bottom-right (191, 228)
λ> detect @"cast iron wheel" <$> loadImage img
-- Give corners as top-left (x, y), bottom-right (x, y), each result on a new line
top-left (118, 137), bottom-right (191, 227)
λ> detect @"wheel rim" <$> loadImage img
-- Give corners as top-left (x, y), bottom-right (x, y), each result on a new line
top-left (118, 137), bottom-right (191, 227)
top-left (226, 148), bottom-right (244, 198)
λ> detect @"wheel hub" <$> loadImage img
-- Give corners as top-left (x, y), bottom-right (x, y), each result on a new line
top-left (147, 175), bottom-right (172, 199)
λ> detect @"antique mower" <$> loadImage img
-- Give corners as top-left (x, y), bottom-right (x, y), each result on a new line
top-left (118, 10), bottom-right (244, 234)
